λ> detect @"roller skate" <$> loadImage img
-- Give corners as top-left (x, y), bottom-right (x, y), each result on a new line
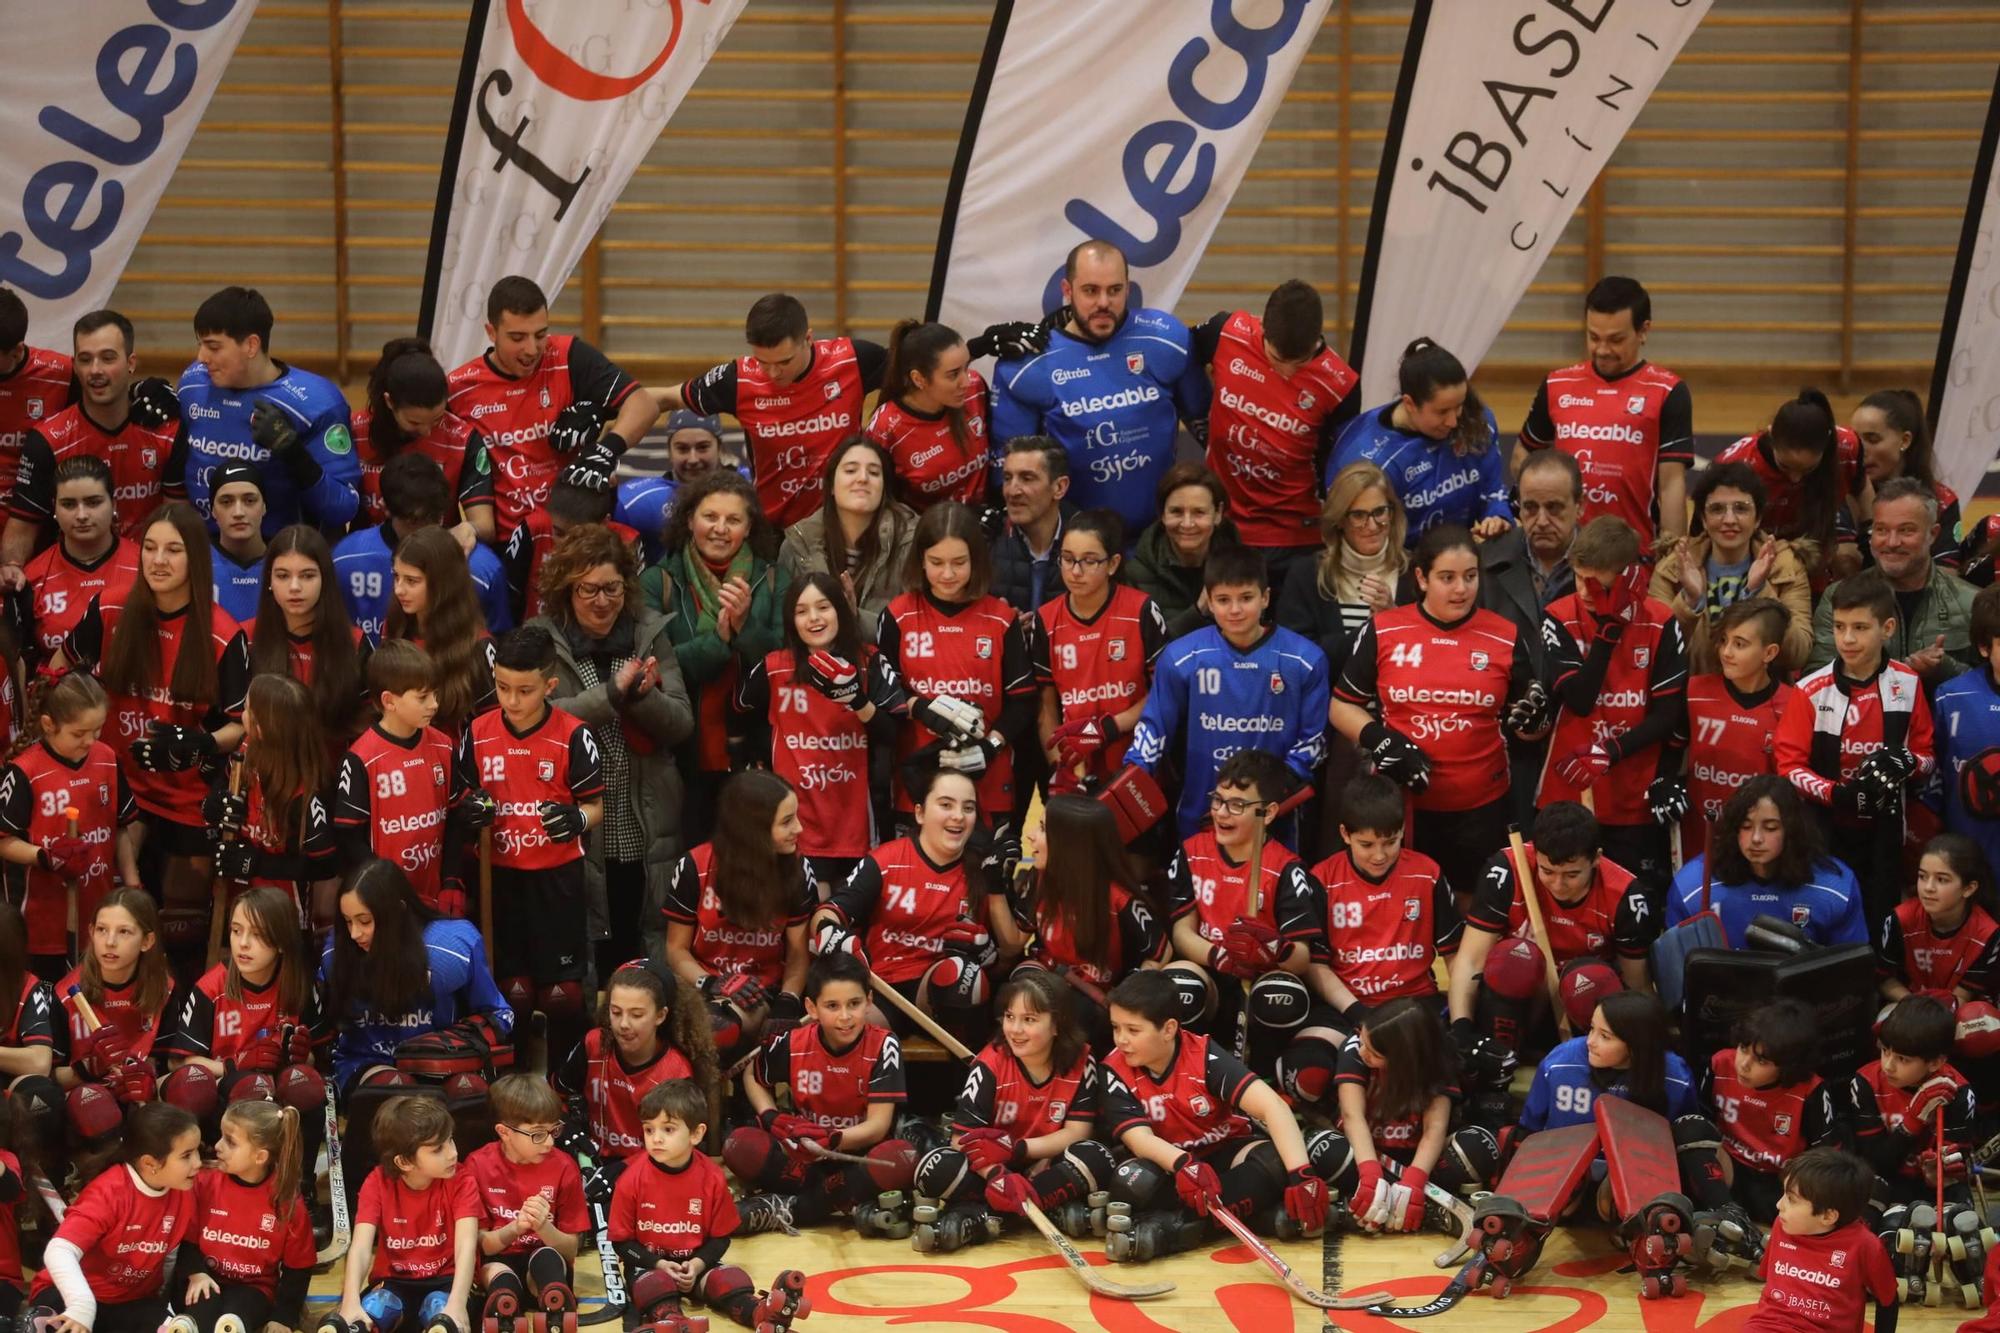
top-left (1043, 1189), bottom-right (1110, 1239)
top-left (214, 1317), bottom-right (247, 1333)
top-left (631, 1313), bottom-right (708, 1333)
top-left (480, 1281), bottom-right (523, 1333)
top-left (537, 1276), bottom-right (578, 1333)
top-left (749, 1269), bottom-right (811, 1333)
top-left (1688, 1202), bottom-right (1763, 1277)
top-left (910, 1199), bottom-right (1000, 1252)
top-left (161, 1318), bottom-right (200, 1333)
top-left (1103, 1204), bottom-right (1203, 1263)
top-left (1617, 1192), bottom-right (1694, 1299)
top-left (1942, 1202), bottom-right (1994, 1308)
top-left (1890, 1203), bottom-right (1941, 1307)
top-left (419, 1292), bottom-right (462, 1333)
top-left (734, 1193), bottom-right (800, 1238)
top-left (851, 1189), bottom-right (912, 1240)
top-left (1468, 1195), bottom-right (1547, 1298)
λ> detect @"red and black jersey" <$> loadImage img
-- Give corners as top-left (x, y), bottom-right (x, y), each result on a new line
top-left (1032, 585), bottom-right (1167, 774)
top-left (159, 963), bottom-right (325, 1065)
top-left (1876, 899), bottom-right (2000, 996)
top-left (1519, 360), bottom-right (1693, 552)
top-left (17, 538), bottom-right (139, 663)
top-left (264, 624), bottom-right (367, 692)
top-left (607, 1152), bottom-right (738, 1261)
top-left (502, 508), bottom-right (642, 621)
top-left (1103, 1031), bottom-right (1257, 1152)
top-left (1706, 1048), bottom-right (1837, 1174)
top-left (190, 1168), bottom-right (316, 1298)
top-left (1165, 830), bottom-right (1321, 956)
top-left (879, 591), bottom-right (1034, 815)
top-left (446, 335), bottom-right (640, 535)
top-left (1680, 674), bottom-right (1795, 850)
top-left (454, 706), bottom-right (602, 872)
top-left (334, 724), bottom-right (456, 907)
top-left (352, 407), bottom-right (494, 529)
top-left (1333, 1034), bottom-right (1461, 1153)
top-left (1540, 592), bottom-right (1687, 825)
top-left (735, 648), bottom-right (902, 860)
top-left (234, 769), bottom-right (335, 900)
top-left (0, 1147), bottom-right (21, 1286)
top-left (0, 739), bottom-right (131, 956)
top-left (11, 405), bottom-right (168, 537)
top-left (53, 967), bottom-right (169, 1067)
top-left (1336, 604), bottom-right (1532, 813)
top-left (1775, 660), bottom-right (1935, 810)
top-left (0, 974), bottom-right (55, 1052)
top-left (0, 347), bottom-right (74, 498)
top-left (553, 1028), bottom-right (695, 1161)
top-left (952, 1042), bottom-right (1099, 1139)
top-left (756, 1021), bottom-right (906, 1131)
top-left (1714, 428), bottom-right (1864, 544)
top-left (356, 1166), bottom-right (482, 1281)
top-left (1202, 311), bottom-right (1358, 548)
top-left (1024, 881), bottom-right (1164, 987)
top-left (465, 1140), bottom-right (589, 1256)
top-left (680, 337), bottom-right (887, 528)
top-left (1850, 1059), bottom-right (1976, 1176)
top-left (826, 837), bottom-right (995, 986)
top-left (661, 843), bottom-right (815, 990)
top-left (1466, 841), bottom-right (1656, 965)
top-left (1308, 848), bottom-right (1461, 1002)
top-left (34, 1157), bottom-right (192, 1306)
top-left (866, 372), bottom-right (990, 509)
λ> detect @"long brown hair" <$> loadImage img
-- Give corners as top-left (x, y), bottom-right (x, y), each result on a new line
top-left (710, 770), bottom-right (805, 932)
top-left (880, 321), bottom-right (973, 452)
top-left (12, 670), bottom-right (107, 762)
top-left (79, 888), bottom-right (170, 1021)
top-left (100, 502), bottom-right (221, 708)
top-left (1357, 997), bottom-right (1457, 1125)
top-left (599, 962), bottom-right (721, 1129)
top-left (244, 674), bottom-right (325, 853)
top-left (252, 525), bottom-right (361, 744)
top-left (364, 338), bottom-right (448, 455)
top-left (329, 859), bottom-right (439, 1023)
top-left (382, 526), bottom-right (486, 734)
top-left (222, 1099), bottom-right (305, 1219)
top-left (902, 500), bottom-right (991, 599)
top-left (995, 968), bottom-right (1085, 1078)
top-left (814, 437), bottom-right (901, 592)
top-left (1034, 795), bottom-right (1143, 970)
top-left (226, 885), bottom-right (313, 1019)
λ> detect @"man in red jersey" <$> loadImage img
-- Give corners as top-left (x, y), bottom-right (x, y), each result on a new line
top-left (1193, 279), bottom-right (1358, 592)
top-left (1514, 276), bottom-right (1692, 555)
top-left (0, 286), bottom-right (76, 506)
top-left (446, 276), bottom-right (660, 537)
top-left (1, 310), bottom-right (168, 579)
top-left (663, 293), bottom-right (887, 528)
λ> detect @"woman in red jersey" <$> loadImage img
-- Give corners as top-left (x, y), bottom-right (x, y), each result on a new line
top-left (355, 338), bottom-right (496, 545)
top-left (250, 525), bottom-right (366, 761)
top-left (14, 458), bottom-right (140, 670)
top-left (867, 321), bottom-right (991, 511)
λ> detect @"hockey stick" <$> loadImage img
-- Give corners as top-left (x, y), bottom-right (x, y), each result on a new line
top-left (61, 807), bottom-right (79, 962)
top-left (1020, 1199), bottom-right (1175, 1299)
top-left (316, 1062), bottom-right (350, 1267)
top-left (1363, 1255), bottom-right (1485, 1318)
top-left (29, 1172), bottom-right (65, 1223)
top-left (577, 1156), bottom-right (629, 1327)
top-left (478, 829), bottom-right (495, 974)
top-left (865, 968), bottom-right (976, 1061)
top-left (1935, 1108), bottom-right (1948, 1295)
top-left (1419, 1179), bottom-right (1478, 1268)
top-left (1207, 1205), bottom-right (1393, 1310)
top-left (207, 754), bottom-right (243, 970)
top-left (1232, 782), bottom-right (1315, 1060)
top-left (1506, 828), bottom-right (1570, 1040)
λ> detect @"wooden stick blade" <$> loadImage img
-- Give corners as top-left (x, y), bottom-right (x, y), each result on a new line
top-left (1208, 1205), bottom-right (1393, 1309)
top-left (1020, 1202), bottom-right (1176, 1299)
top-left (866, 968), bottom-right (976, 1061)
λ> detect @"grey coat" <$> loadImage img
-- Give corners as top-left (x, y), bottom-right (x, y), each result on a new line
top-left (529, 608), bottom-right (694, 960)
top-left (777, 503), bottom-right (919, 628)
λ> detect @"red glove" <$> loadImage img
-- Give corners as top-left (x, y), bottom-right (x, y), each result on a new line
top-left (74, 1026), bottom-right (132, 1081)
top-left (436, 880), bottom-right (468, 919)
top-left (1172, 1153), bottom-right (1221, 1213)
top-left (40, 835), bottom-right (90, 878)
top-left (235, 1029), bottom-right (284, 1074)
top-left (983, 1171), bottom-right (1033, 1216)
top-left (1904, 1074), bottom-right (1959, 1129)
top-left (1349, 1159), bottom-right (1384, 1222)
top-left (960, 1129), bottom-right (1026, 1175)
top-left (282, 1025), bottom-right (313, 1067)
top-left (1051, 715), bottom-right (1118, 769)
top-left (1396, 1167), bottom-right (1430, 1232)
top-left (1586, 566), bottom-right (1647, 637)
top-left (1283, 1165), bottom-right (1328, 1233)
top-left (1220, 919), bottom-right (1285, 977)
top-left (112, 1061), bottom-right (157, 1105)
top-left (1554, 743), bottom-right (1613, 790)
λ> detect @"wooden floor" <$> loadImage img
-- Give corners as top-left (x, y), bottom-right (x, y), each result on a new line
top-left (299, 1223), bottom-right (1983, 1331)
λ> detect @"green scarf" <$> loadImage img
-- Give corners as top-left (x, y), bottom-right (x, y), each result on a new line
top-left (678, 544), bottom-right (756, 637)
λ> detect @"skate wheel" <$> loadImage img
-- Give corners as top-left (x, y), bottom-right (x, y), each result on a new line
top-left (484, 1320), bottom-right (499, 1333)
top-left (562, 1317), bottom-right (576, 1333)
top-left (911, 1225), bottom-right (937, 1253)
top-left (1924, 1282), bottom-right (1941, 1307)
top-left (1965, 1285), bottom-right (1984, 1310)
top-left (1949, 1236), bottom-right (1968, 1261)
top-left (1896, 1229), bottom-right (1917, 1255)
top-left (1491, 1275), bottom-right (1512, 1300)
top-left (1672, 1232), bottom-right (1692, 1259)
top-left (911, 1203), bottom-right (939, 1224)
top-left (528, 1316), bottom-right (546, 1333)
top-left (1896, 1278), bottom-right (1912, 1303)
top-left (1479, 1214), bottom-right (1507, 1236)
top-left (1656, 1210), bottom-right (1683, 1234)
top-left (1640, 1236), bottom-right (1669, 1268)
top-left (1670, 1274), bottom-right (1687, 1298)
top-left (1485, 1237), bottom-right (1514, 1263)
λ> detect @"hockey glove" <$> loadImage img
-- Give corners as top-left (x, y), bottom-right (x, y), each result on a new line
top-left (1585, 566), bottom-right (1647, 643)
top-left (1504, 680), bottom-right (1549, 738)
top-left (917, 693), bottom-right (987, 744)
top-left (1645, 777), bottom-right (1690, 826)
top-left (1553, 742), bottom-right (1612, 790)
top-left (72, 1027), bottom-right (131, 1082)
top-left (1283, 1165), bottom-right (1328, 1233)
top-left (803, 650), bottom-right (863, 708)
top-left (452, 788), bottom-right (499, 833)
top-left (39, 835), bottom-right (91, 879)
top-left (128, 377), bottom-right (180, 429)
top-left (1855, 748), bottom-right (1915, 803)
top-left (1393, 1167), bottom-right (1430, 1232)
top-left (959, 1128), bottom-right (1028, 1175)
top-left (966, 322), bottom-right (1048, 362)
top-left (1052, 714), bottom-right (1119, 769)
top-left (812, 922), bottom-right (868, 969)
top-left (1171, 1153), bottom-right (1221, 1213)
top-left (1349, 1159), bottom-right (1385, 1224)
top-left (112, 1061), bottom-right (157, 1106)
top-left (560, 444), bottom-right (619, 494)
top-left (547, 402), bottom-right (604, 456)
top-left (202, 789), bottom-right (248, 835)
top-left (1450, 1017), bottom-right (1518, 1086)
top-left (1359, 721), bottom-right (1431, 793)
top-left (1903, 1073), bottom-right (1958, 1130)
top-left (1833, 781), bottom-right (1888, 819)
top-left (538, 801), bottom-right (588, 843)
top-left (213, 840), bottom-right (256, 884)
top-left (235, 1029), bottom-right (286, 1075)
top-left (1221, 919), bottom-right (1286, 975)
top-left (983, 1170), bottom-right (1033, 1216)
top-left (700, 971), bottom-right (767, 1013)
top-left (249, 400), bottom-right (300, 459)
top-left (939, 733), bottom-right (999, 776)
top-left (132, 723), bottom-right (217, 774)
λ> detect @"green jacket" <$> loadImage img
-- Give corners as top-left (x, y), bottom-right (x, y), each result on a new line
top-left (641, 547), bottom-right (791, 689)
top-left (1807, 560), bottom-right (1979, 680)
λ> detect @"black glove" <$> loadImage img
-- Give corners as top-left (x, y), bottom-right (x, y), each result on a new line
top-left (966, 321), bottom-right (1048, 361)
top-left (1646, 777), bottom-right (1689, 826)
top-left (560, 443), bottom-right (619, 494)
top-left (548, 402), bottom-right (604, 455)
top-left (132, 723), bottom-right (216, 774)
top-left (1451, 1017), bottom-right (1518, 1086)
top-left (1855, 748), bottom-right (1914, 802)
top-left (1359, 721), bottom-right (1431, 793)
top-left (766, 990), bottom-right (806, 1039)
top-left (214, 840), bottom-right (255, 883)
top-left (556, 1123), bottom-right (594, 1161)
top-left (1834, 781), bottom-right (1890, 819)
top-left (452, 788), bottom-right (498, 833)
top-left (538, 801), bottom-right (588, 843)
top-left (249, 400), bottom-right (323, 490)
top-left (1339, 999), bottom-right (1375, 1030)
top-left (202, 789), bottom-right (247, 834)
top-left (128, 377), bottom-right (180, 429)
top-left (1504, 681), bottom-right (1549, 738)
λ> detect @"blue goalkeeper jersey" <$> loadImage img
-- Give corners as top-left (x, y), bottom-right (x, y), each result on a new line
top-left (321, 917), bottom-right (513, 1089)
top-left (990, 309), bottom-right (1209, 532)
top-left (1128, 624), bottom-right (1329, 836)
top-left (1518, 1035), bottom-right (1696, 1134)
top-left (1326, 401), bottom-right (1512, 540)
top-left (332, 522), bottom-right (513, 644)
top-left (1933, 664), bottom-right (2000, 877)
top-left (615, 476), bottom-right (679, 562)
top-left (173, 360), bottom-right (360, 532)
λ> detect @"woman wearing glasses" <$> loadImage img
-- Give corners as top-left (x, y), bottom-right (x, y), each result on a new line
top-left (1278, 461), bottom-right (1410, 681)
top-left (1034, 510), bottom-right (1166, 794)
top-left (527, 525), bottom-right (694, 982)
top-left (1648, 460), bottom-right (1813, 674)
top-left (1323, 337), bottom-right (1512, 544)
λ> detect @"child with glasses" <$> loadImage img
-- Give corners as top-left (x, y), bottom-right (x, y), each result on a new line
top-left (469, 1074), bottom-right (589, 1332)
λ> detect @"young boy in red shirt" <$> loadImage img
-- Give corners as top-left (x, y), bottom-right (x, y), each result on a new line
top-left (1747, 1147), bottom-right (1896, 1333)
top-left (469, 1075), bottom-right (589, 1329)
top-left (338, 1095), bottom-right (480, 1333)
top-left (609, 1080), bottom-right (808, 1333)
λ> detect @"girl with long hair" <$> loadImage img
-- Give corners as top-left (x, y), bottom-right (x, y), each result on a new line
top-left (734, 570), bottom-right (906, 884)
top-left (0, 672), bottom-right (141, 978)
top-left (354, 337), bottom-right (496, 544)
top-left (160, 886), bottom-right (322, 1099)
top-left (252, 524), bottom-right (366, 753)
top-left (1878, 833), bottom-right (1998, 1008)
top-left (1855, 387), bottom-right (1965, 568)
top-left (1665, 775), bottom-right (1868, 950)
top-left (776, 437), bottom-right (918, 629)
top-left (205, 674), bottom-right (334, 925)
top-left (13, 456), bottom-right (140, 668)
top-left (55, 890), bottom-right (174, 1110)
top-left (181, 1099), bottom-right (315, 1333)
top-left (1713, 388), bottom-right (1862, 580)
top-left (867, 321), bottom-right (990, 510)
top-left (382, 525), bottom-right (494, 737)
top-left (907, 969), bottom-right (1108, 1252)
top-left (662, 770), bottom-right (814, 1061)
top-left (551, 960), bottom-right (719, 1166)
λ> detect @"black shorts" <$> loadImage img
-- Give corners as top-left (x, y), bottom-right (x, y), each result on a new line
top-left (484, 1249), bottom-right (573, 1283)
top-left (140, 809), bottom-right (211, 858)
top-left (493, 860), bottom-right (587, 984)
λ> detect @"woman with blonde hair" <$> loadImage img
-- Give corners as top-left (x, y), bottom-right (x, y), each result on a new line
top-left (1277, 461), bottom-right (1409, 678)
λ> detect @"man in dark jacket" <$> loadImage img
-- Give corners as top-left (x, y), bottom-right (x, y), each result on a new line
top-left (990, 436), bottom-right (1075, 615)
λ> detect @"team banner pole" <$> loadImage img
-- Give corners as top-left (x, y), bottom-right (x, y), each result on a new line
top-left (926, 0), bottom-right (1331, 338)
top-left (1348, 0), bottom-right (1711, 403)
top-left (1928, 64), bottom-right (2000, 508)
top-left (418, 0), bottom-right (749, 367)
top-left (0, 1), bottom-right (261, 334)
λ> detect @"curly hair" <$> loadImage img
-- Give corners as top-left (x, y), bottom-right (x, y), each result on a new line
top-left (536, 523), bottom-right (643, 625)
top-left (599, 963), bottom-right (722, 1134)
top-left (661, 470), bottom-right (780, 563)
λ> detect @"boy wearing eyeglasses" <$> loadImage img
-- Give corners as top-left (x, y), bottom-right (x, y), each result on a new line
top-left (1162, 748), bottom-right (1321, 1062)
top-left (469, 1074), bottom-right (590, 1326)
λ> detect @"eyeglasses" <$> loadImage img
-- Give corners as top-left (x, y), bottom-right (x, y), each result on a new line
top-left (1058, 553), bottom-right (1109, 570)
top-left (502, 1125), bottom-right (557, 1145)
top-left (576, 581), bottom-right (626, 603)
top-left (1208, 794), bottom-right (1271, 816)
top-left (1703, 501), bottom-right (1755, 519)
top-left (1344, 504), bottom-right (1392, 527)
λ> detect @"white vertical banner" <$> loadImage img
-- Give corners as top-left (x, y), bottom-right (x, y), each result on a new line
top-left (1929, 66), bottom-right (2000, 508)
top-left (1349, 0), bottom-right (1711, 404)
top-left (927, 0), bottom-right (1331, 335)
top-left (0, 1), bottom-right (259, 335)
top-left (419, 0), bottom-right (749, 367)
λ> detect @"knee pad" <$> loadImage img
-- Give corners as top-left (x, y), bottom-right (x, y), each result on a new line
top-left (276, 1064), bottom-right (326, 1113)
top-left (1247, 973), bottom-right (1310, 1032)
top-left (1671, 1114), bottom-right (1722, 1154)
top-left (1110, 1156), bottom-right (1168, 1208)
top-left (525, 1244), bottom-right (568, 1292)
top-left (914, 1146), bottom-right (972, 1201)
top-left (1556, 959), bottom-right (1622, 1033)
top-left (1439, 1125), bottom-right (1499, 1193)
top-left (1033, 1139), bottom-right (1116, 1208)
top-left (395, 1027), bottom-right (489, 1080)
top-left (923, 954), bottom-right (990, 1012)
top-left (161, 1064), bottom-right (220, 1120)
top-left (1483, 936), bottom-right (1544, 1000)
top-left (501, 976), bottom-right (535, 1016)
top-left (695, 1264), bottom-right (755, 1316)
top-left (1163, 964), bottom-right (1214, 1027)
top-left (1274, 1036), bottom-right (1341, 1104)
top-left (723, 1126), bottom-right (784, 1185)
top-left (158, 907), bottom-right (209, 951)
top-left (10, 1074), bottom-right (61, 1150)
top-left (536, 982), bottom-right (585, 1020)
top-left (1236, 1139), bottom-right (1285, 1190)
top-left (64, 1083), bottom-right (121, 1142)
top-left (1305, 1129), bottom-right (1356, 1186)
top-left (626, 1270), bottom-right (680, 1322)
top-left (418, 1291), bottom-right (450, 1329)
